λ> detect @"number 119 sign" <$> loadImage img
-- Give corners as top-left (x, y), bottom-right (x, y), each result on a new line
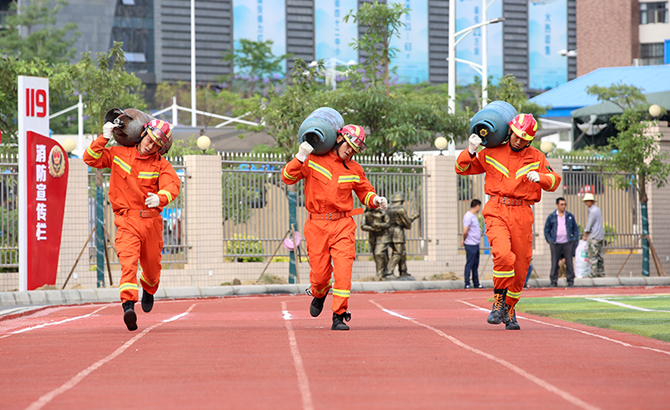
top-left (18, 76), bottom-right (69, 291)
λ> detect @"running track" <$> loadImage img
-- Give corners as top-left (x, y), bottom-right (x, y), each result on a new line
top-left (1, 287), bottom-right (669, 410)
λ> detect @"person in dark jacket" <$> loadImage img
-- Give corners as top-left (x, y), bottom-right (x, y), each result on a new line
top-left (544, 197), bottom-right (580, 286)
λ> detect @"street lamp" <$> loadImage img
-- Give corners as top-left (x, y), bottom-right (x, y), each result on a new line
top-left (435, 136), bottom-right (448, 155)
top-left (649, 104), bottom-right (662, 118)
top-left (197, 135), bottom-right (211, 154)
top-left (62, 138), bottom-right (76, 157)
top-left (447, 0), bottom-right (504, 155)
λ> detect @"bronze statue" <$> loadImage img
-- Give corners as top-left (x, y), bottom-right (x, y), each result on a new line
top-left (386, 192), bottom-right (420, 279)
top-left (361, 206), bottom-right (391, 279)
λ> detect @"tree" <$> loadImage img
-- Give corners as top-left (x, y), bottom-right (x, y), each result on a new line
top-left (221, 39), bottom-right (292, 97)
top-left (343, 1), bottom-right (408, 95)
top-left (587, 83), bottom-right (670, 276)
top-left (0, 0), bottom-right (80, 64)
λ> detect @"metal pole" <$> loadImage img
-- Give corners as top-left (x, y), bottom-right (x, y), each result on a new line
top-left (95, 170), bottom-right (105, 288)
top-left (447, 0), bottom-right (456, 156)
top-left (191, 0), bottom-right (197, 127)
top-left (172, 96), bottom-right (178, 126)
top-left (482, 0), bottom-right (488, 107)
top-left (78, 95), bottom-right (84, 156)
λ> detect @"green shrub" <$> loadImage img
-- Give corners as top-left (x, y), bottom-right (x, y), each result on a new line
top-left (225, 234), bottom-right (264, 262)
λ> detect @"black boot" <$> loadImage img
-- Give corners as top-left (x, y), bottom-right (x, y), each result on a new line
top-left (487, 289), bottom-right (509, 325)
top-left (141, 290), bottom-right (154, 313)
top-left (310, 295), bottom-right (327, 317)
top-left (122, 301), bottom-right (138, 331)
top-left (331, 311), bottom-right (351, 331)
top-left (505, 304), bottom-right (521, 330)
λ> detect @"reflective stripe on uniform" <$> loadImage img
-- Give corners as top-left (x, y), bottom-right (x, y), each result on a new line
top-left (338, 175), bottom-right (360, 183)
top-left (113, 156), bottom-right (131, 174)
top-left (485, 156), bottom-right (509, 178)
top-left (308, 160), bottom-right (332, 180)
top-left (140, 273), bottom-right (159, 287)
top-left (456, 162), bottom-right (470, 172)
top-left (506, 289), bottom-right (522, 299)
top-left (138, 171), bottom-right (160, 179)
top-left (332, 288), bottom-right (351, 298)
top-left (492, 269), bottom-right (514, 278)
top-left (119, 282), bottom-right (139, 292)
top-left (157, 189), bottom-right (172, 203)
top-left (86, 145), bottom-right (102, 159)
top-left (547, 173), bottom-right (556, 190)
top-left (283, 167), bottom-right (298, 181)
top-left (364, 192), bottom-right (375, 207)
top-left (516, 161), bottom-right (540, 179)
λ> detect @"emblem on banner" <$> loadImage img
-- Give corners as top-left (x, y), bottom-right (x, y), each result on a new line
top-left (48, 145), bottom-right (66, 178)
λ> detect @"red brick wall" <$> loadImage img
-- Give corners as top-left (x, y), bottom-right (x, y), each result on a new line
top-left (577, 0), bottom-right (640, 77)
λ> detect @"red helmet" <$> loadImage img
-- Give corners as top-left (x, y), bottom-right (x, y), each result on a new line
top-left (143, 119), bottom-right (173, 155)
top-left (508, 114), bottom-right (538, 141)
top-left (339, 124), bottom-right (367, 153)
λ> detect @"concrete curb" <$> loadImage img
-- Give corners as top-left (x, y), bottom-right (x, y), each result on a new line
top-left (1, 278), bottom-right (669, 311)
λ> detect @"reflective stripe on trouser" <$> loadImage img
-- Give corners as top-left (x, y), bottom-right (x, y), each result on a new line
top-left (304, 218), bottom-right (355, 315)
top-left (114, 214), bottom-right (164, 302)
top-left (483, 200), bottom-right (533, 308)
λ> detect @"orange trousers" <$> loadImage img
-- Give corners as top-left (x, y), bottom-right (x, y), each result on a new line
top-left (114, 214), bottom-right (164, 302)
top-left (482, 201), bottom-right (534, 308)
top-left (303, 218), bottom-right (356, 315)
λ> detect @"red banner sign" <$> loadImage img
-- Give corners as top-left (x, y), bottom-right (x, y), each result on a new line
top-left (25, 131), bottom-right (69, 290)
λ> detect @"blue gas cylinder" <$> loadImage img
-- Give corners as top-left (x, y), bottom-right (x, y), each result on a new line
top-left (469, 101), bottom-right (518, 148)
top-left (298, 107), bottom-right (345, 155)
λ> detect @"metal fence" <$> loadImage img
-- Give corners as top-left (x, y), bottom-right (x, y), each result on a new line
top-left (456, 156), bottom-right (640, 250)
top-left (87, 158), bottom-right (189, 268)
top-left (221, 152), bottom-right (428, 262)
top-left (0, 154), bottom-right (19, 270)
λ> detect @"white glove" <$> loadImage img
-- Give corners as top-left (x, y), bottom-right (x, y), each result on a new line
top-left (468, 134), bottom-right (482, 155)
top-left (295, 141), bottom-right (314, 162)
top-left (102, 122), bottom-right (117, 140)
top-left (145, 192), bottom-right (160, 208)
top-left (374, 196), bottom-right (388, 210)
top-left (527, 171), bottom-right (540, 183)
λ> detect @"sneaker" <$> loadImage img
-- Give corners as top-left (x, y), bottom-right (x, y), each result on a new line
top-left (465, 284), bottom-right (471, 289)
top-left (141, 290), bottom-right (154, 313)
top-left (331, 311), bottom-right (351, 331)
top-left (567, 282), bottom-right (574, 287)
top-left (475, 284), bottom-right (483, 288)
top-left (550, 283), bottom-right (558, 287)
top-left (487, 290), bottom-right (508, 325)
top-left (310, 295), bottom-right (327, 317)
top-left (505, 304), bottom-right (521, 330)
top-left (122, 301), bottom-right (138, 331)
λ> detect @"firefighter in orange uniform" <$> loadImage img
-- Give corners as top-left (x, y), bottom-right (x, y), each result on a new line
top-left (281, 125), bottom-right (388, 330)
top-left (455, 114), bottom-right (560, 330)
top-left (84, 119), bottom-right (180, 331)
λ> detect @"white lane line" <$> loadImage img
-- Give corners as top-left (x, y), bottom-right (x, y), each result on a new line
top-left (281, 301), bottom-right (313, 410)
top-left (371, 299), bottom-right (601, 410)
top-left (586, 297), bottom-right (670, 312)
top-left (458, 300), bottom-right (670, 357)
top-left (1, 306), bottom-right (110, 339)
top-left (24, 303), bottom-right (196, 410)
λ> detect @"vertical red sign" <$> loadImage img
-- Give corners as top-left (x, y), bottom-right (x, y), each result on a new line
top-left (25, 131), bottom-right (69, 290)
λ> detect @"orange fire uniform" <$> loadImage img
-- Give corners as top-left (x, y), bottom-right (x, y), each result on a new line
top-left (455, 144), bottom-right (561, 308)
top-left (281, 151), bottom-right (381, 315)
top-left (84, 135), bottom-right (180, 303)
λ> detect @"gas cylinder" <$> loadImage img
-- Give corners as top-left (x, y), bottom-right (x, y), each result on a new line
top-left (298, 107), bottom-right (344, 155)
top-left (104, 108), bottom-right (156, 147)
top-left (469, 101), bottom-right (518, 148)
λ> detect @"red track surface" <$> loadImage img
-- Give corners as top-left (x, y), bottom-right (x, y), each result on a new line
top-left (1, 287), bottom-right (669, 410)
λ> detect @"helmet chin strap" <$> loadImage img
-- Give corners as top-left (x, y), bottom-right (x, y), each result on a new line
top-left (333, 139), bottom-right (351, 169)
top-left (510, 141), bottom-right (531, 152)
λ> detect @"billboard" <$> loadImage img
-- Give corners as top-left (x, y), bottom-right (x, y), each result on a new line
top-left (529, 0), bottom-right (568, 90)
top-left (389, 0), bottom-right (429, 84)
top-left (315, 0), bottom-right (358, 64)
top-left (233, 0), bottom-right (287, 74)
top-left (455, 0), bottom-right (504, 85)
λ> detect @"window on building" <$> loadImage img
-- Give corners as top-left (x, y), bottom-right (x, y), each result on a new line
top-left (640, 43), bottom-right (665, 65)
top-left (640, 2), bottom-right (669, 24)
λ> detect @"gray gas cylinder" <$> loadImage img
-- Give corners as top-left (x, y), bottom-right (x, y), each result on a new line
top-left (104, 108), bottom-right (156, 147)
top-left (469, 101), bottom-right (518, 148)
top-left (298, 107), bottom-right (345, 155)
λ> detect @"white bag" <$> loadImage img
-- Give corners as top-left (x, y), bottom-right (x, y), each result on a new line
top-left (574, 240), bottom-right (590, 278)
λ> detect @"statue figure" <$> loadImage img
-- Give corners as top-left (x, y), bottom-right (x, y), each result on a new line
top-left (361, 206), bottom-right (391, 279)
top-left (386, 192), bottom-right (420, 279)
